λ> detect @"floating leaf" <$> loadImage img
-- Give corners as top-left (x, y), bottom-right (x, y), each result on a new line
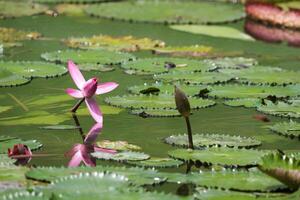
top-left (35, 0), bottom-right (115, 3)
top-left (0, 154), bottom-right (15, 166)
top-left (0, 1), bottom-right (48, 19)
top-left (268, 121), bottom-right (300, 139)
top-left (257, 101), bottom-right (300, 118)
top-left (121, 57), bottom-right (215, 74)
top-left (92, 151), bottom-right (150, 162)
top-left (85, 1), bottom-right (245, 24)
top-left (26, 165), bottom-right (166, 186)
top-left (224, 98), bottom-right (262, 108)
top-left (170, 25), bottom-right (254, 41)
top-left (152, 45), bottom-right (213, 58)
top-left (259, 152), bottom-right (300, 190)
top-left (75, 63), bottom-right (115, 72)
top-left (105, 94), bottom-right (215, 109)
top-left (65, 35), bottom-right (165, 52)
top-left (128, 158), bottom-right (184, 168)
top-left (40, 125), bottom-right (80, 130)
top-left (168, 147), bottom-right (269, 168)
top-left (0, 69), bottom-right (30, 87)
top-left (0, 165), bottom-right (28, 183)
top-left (165, 134), bottom-right (261, 149)
top-left (0, 136), bottom-right (42, 153)
top-left (96, 140), bottom-right (141, 151)
top-left (164, 168), bottom-right (286, 192)
top-left (54, 4), bottom-right (87, 16)
top-left (0, 191), bottom-right (47, 200)
top-left (130, 109), bottom-right (181, 117)
top-left (209, 84), bottom-right (300, 99)
top-left (41, 49), bottom-right (135, 67)
top-left (154, 71), bottom-right (233, 85)
top-left (203, 57), bottom-right (257, 69)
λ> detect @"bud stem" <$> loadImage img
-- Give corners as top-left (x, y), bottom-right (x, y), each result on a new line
top-left (185, 116), bottom-right (194, 149)
top-left (71, 98), bottom-right (85, 113)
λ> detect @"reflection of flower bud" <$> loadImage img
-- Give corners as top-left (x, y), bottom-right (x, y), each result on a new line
top-left (175, 86), bottom-right (191, 117)
top-left (8, 144), bottom-right (32, 165)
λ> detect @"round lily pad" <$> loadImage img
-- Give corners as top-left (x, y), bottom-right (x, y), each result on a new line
top-left (0, 136), bottom-right (42, 153)
top-left (64, 35), bottom-right (165, 52)
top-left (257, 101), bottom-right (300, 118)
top-left (268, 121), bottom-right (300, 139)
top-left (121, 57), bottom-right (216, 74)
top-left (154, 71), bottom-right (234, 85)
top-left (152, 45), bottom-right (213, 58)
top-left (41, 49), bottom-right (135, 67)
top-left (130, 109), bottom-right (181, 117)
top-left (127, 158), bottom-right (184, 168)
top-left (203, 57), bottom-right (257, 69)
top-left (224, 98), bottom-right (262, 108)
top-left (164, 134), bottom-right (261, 149)
top-left (85, 1), bottom-right (245, 24)
top-left (168, 148), bottom-right (269, 168)
top-left (0, 154), bottom-right (15, 166)
top-left (39, 125), bottom-right (80, 130)
top-left (91, 151), bottom-right (150, 162)
top-left (1, 192), bottom-right (47, 200)
top-left (0, 69), bottom-right (30, 87)
top-left (105, 94), bottom-right (215, 109)
top-left (96, 140), bottom-right (141, 151)
top-left (0, 1), bottom-right (48, 19)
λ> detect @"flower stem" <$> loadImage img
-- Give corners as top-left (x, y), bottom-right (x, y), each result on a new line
top-left (72, 113), bottom-right (85, 141)
top-left (71, 98), bottom-right (85, 113)
top-left (185, 116), bottom-right (194, 149)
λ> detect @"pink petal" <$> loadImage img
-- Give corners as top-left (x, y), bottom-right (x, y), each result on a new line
top-left (84, 123), bottom-right (103, 144)
top-left (96, 82), bottom-right (119, 95)
top-left (94, 146), bottom-right (117, 154)
top-left (68, 60), bottom-right (86, 90)
top-left (66, 88), bottom-right (84, 98)
top-left (82, 78), bottom-right (98, 98)
top-left (68, 151), bottom-right (82, 167)
top-left (85, 97), bottom-right (103, 123)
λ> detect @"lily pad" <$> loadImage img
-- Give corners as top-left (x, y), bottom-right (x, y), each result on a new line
top-left (0, 1), bottom-right (48, 19)
top-left (170, 25), bottom-right (254, 41)
top-left (85, 1), bottom-right (245, 24)
top-left (41, 49), bottom-right (135, 67)
top-left (35, 0), bottom-right (115, 3)
top-left (0, 192), bottom-right (47, 200)
top-left (96, 140), bottom-right (141, 151)
top-left (64, 35), bottom-right (165, 52)
top-left (121, 57), bottom-right (216, 74)
top-left (204, 57), bottom-right (258, 69)
top-left (0, 154), bottom-right (15, 166)
top-left (26, 165), bottom-right (166, 186)
top-left (164, 134), bottom-right (261, 149)
top-left (91, 151), bottom-right (150, 162)
top-left (105, 94), bottom-right (215, 109)
top-left (154, 71), bottom-right (234, 85)
top-left (268, 121), bottom-right (300, 139)
top-left (130, 109), bottom-right (181, 117)
top-left (128, 158), bottom-right (184, 168)
top-left (152, 45), bottom-right (213, 58)
top-left (168, 147), bottom-right (269, 168)
top-left (40, 125), bottom-right (80, 130)
top-left (0, 136), bottom-right (42, 153)
top-left (54, 4), bottom-right (87, 16)
top-left (164, 168), bottom-right (286, 192)
top-left (209, 84), bottom-right (300, 99)
top-left (224, 98), bottom-right (262, 108)
top-left (257, 101), bottom-right (300, 118)
top-left (0, 69), bottom-right (30, 87)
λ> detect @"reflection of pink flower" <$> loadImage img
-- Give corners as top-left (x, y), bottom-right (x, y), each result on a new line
top-left (66, 60), bottom-right (118, 123)
top-left (8, 144), bottom-right (32, 165)
top-left (66, 123), bottom-right (116, 167)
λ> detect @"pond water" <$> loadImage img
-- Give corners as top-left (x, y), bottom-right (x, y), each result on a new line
top-left (1, 5), bottom-right (300, 199)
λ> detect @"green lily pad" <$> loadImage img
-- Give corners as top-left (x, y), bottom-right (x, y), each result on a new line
top-left (121, 57), bottom-right (216, 74)
top-left (164, 168), bottom-right (286, 192)
top-left (168, 148), bottom-right (269, 168)
top-left (76, 63), bottom-right (115, 72)
top-left (152, 45), bottom-right (213, 58)
top-left (203, 57), bottom-right (257, 69)
top-left (268, 121), bottom-right (300, 139)
top-left (0, 1), bottom-right (48, 19)
top-left (34, 0), bottom-right (111, 3)
top-left (259, 152), bottom-right (300, 190)
top-left (64, 35), bottom-right (165, 52)
top-left (0, 136), bottom-right (42, 153)
top-left (130, 109), bottom-right (181, 117)
top-left (154, 71), bottom-right (234, 85)
top-left (164, 134), bottom-right (261, 148)
top-left (128, 158), bottom-right (184, 168)
top-left (220, 66), bottom-right (300, 85)
top-left (224, 98), bottom-right (262, 108)
top-left (257, 101), bottom-right (300, 118)
top-left (92, 151), bottom-right (150, 162)
top-left (170, 25), bottom-right (254, 41)
top-left (1, 192), bottom-right (47, 200)
top-left (0, 154), bottom-right (15, 166)
top-left (54, 4), bottom-right (87, 17)
top-left (96, 140), bottom-right (142, 151)
top-left (41, 49), bottom-right (135, 67)
top-left (0, 165), bottom-right (28, 183)
top-left (0, 69), bottom-right (30, 87)
top-left (85, 1), bottom-right (245, 24)
top-left (40, 125), bottom-right (80, 130)
top-left (26, 165), bottom-right (166, 186)
top-left (105, 94), bottom-right (216, 109)
top-left (209, 84), bottom-right (300, 99)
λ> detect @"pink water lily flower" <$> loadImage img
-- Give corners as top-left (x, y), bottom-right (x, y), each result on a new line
top-left (66, 123), bottom-right (116, 167)
top-left (66, 60), bottom-right (118, 123)
top-left (8, 144), bottom-right (32, 165)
